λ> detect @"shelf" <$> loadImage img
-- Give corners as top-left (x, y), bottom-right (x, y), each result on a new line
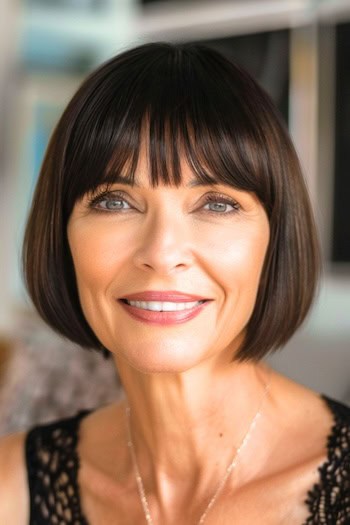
top-left (136, 0), bottom-right (312, 41)
top-left (136, 0), bottom-right (350, 41)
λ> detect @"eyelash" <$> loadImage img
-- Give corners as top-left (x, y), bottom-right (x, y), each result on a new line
top-left (88, 190), bottom-right (240, 216)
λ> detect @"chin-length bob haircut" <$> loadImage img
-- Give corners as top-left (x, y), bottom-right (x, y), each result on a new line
top-left (23, 42), bottom-right (320, 362)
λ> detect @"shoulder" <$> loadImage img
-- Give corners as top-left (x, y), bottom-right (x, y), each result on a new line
top-left (304, 395), bottom-right (350, 523)
top-left (26, 410), bottom-right (92, 524)
top-left (321, 394), bottom-right (350, 423)
top-left (25, 409), bottom-right (91, 457)
top-left (0, 431), bottom-right (29, 525)
top-left (265, 371), bottom-right (349, 521)
top-left (320, 395), bottom-right (350, 466)
top-left (24, 410), bottom-right (92, 489)
top-left (0, 410), bottom-right (91, 525)
top-left (321, 395), bottom-right (350, 464)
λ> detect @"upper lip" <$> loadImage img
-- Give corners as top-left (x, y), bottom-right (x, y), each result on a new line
top-left (120, 291), bottom-right (211, 302)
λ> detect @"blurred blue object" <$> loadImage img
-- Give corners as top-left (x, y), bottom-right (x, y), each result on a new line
top-left (31, 102), bottom-right (62, 186)
top-left (20, 0), bottom-right (119, 72)
top-left (21, 29), bottom-right (97, 71)
top-left (25, 0), bottom-right (112, 11)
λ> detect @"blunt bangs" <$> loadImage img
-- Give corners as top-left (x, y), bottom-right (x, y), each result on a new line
top-left (23, 42), bottom-right (320, 361)
top-left (62, 42), bottom-right (277, 222)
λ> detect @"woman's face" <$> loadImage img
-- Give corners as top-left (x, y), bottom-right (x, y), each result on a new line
top-left (67, 152), bottom-right (270, 373)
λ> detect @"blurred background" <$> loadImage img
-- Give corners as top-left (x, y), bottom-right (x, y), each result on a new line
top-left (0, 0), bottom-right (349, 435)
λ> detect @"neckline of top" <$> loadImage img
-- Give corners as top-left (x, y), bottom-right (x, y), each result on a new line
top-left (72, 393), bottom-right (349, 525)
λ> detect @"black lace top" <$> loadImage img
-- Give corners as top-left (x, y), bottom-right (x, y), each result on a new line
top-left (25, 395), bottom-right (350, 525)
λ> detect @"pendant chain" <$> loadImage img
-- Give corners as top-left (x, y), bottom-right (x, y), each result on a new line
top-left (125, 379), bottom-right (270, 525)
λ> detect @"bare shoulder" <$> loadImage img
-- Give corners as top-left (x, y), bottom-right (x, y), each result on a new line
top-left (264, 369), bottom-right (337, 466)
top-left (0, 431), bottom-right (29, 525)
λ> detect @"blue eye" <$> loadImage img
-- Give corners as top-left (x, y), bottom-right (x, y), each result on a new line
top-left (202, 195), bottom-right (240, 215)
top-left (89, 192), bottom-right (132, 212)
top-left (100, 199), bottom-right (129, 211)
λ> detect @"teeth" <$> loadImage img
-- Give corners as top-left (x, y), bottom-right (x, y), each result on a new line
top-left (125, 300), bottom-right (203, 311)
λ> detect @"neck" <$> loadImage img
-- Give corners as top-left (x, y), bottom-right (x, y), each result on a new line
top-left (115, 355), bottom-right (271, 510)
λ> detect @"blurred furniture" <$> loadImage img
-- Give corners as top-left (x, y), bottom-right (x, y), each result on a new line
top-left (0, 310), bottom-right (120, 436)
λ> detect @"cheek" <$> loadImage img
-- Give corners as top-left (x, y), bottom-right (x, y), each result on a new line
top-left (67, 223), bottom-right (134, 339)
top-left (202, 223), bottom-right (269, 348)
top-left (68, 225), bottom-right (131, 290)
top-left (201, 223), bottom-right (269, 298)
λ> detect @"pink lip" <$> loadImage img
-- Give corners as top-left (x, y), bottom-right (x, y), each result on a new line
top-left (120, 290), bottom-right (210, 302)
top-left (118, 299), bottom-right (210, 326)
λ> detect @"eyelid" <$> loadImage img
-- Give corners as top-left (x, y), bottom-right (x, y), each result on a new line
top-left (88, 189), bottom-right (132, 206)
top-left (202, 192), bottom-right (240, 208)
top-left (204, 191), bottom-right (239, 202)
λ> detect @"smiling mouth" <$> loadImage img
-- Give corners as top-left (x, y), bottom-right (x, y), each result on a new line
top-left (120, 299), bottom-right (207, 312)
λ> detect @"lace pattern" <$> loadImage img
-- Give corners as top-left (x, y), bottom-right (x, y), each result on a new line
top-left (25, 396), bottom-right (350, 524)
top-left (26, 410), bottom-right (90, 524)
top-left (304, 396), bottom-right (350, 525)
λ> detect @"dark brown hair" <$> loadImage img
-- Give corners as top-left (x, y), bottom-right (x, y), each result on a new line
top-left (22, 42), bottom-right (320, 361)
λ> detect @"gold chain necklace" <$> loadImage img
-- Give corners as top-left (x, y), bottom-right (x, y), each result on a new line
top-left (125, 380), bottom-right (270, 525)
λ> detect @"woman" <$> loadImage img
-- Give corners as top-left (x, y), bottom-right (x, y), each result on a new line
top-left (0, 42), bottom-right (349, 525)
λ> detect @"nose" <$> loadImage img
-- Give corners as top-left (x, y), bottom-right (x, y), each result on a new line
top-left (132, 209), bottom-right (194, 276)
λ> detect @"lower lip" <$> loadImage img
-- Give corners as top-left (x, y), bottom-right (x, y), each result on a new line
top-left (118, 300), bottom-right (210, 325)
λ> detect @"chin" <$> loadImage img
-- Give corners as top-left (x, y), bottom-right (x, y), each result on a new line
top-left (111, 341), bottom-right (209, 375)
